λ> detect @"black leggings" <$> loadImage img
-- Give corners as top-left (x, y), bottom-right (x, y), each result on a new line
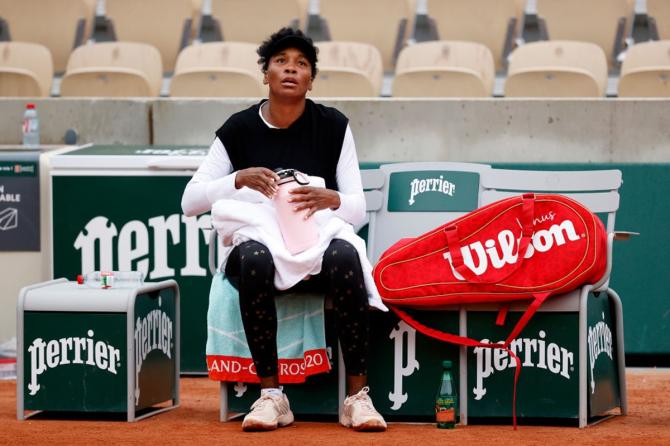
top-left (225, 239), bottom-right (370, 378)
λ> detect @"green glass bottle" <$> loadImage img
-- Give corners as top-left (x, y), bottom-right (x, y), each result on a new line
top-left (435, 360), bottom-right (457, 429)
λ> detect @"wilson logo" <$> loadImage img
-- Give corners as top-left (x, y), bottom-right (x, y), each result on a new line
top-left (443, 218), bottom-right (582, 280)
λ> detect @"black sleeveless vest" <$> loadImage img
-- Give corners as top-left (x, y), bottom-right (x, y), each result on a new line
top-left (215, 99), bottom-right (348, 191)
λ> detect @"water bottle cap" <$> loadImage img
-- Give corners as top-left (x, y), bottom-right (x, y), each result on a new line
top-left (26, 103), bottom-right (35, 109)
top-left (274, 168), bottom-right (309, 185)
top-left (442, 360), bottom-right (452, 368)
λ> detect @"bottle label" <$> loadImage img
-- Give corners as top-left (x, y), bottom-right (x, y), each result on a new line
top-left (436, 396), bottom-right (455, 405)
top-left (100, 271), bottom-right (114, 288)
top-left (23, 118), bottom-right (38, 134)
top-left (436, 395), bottom-right (456, 424)
top-left (436, 406), bottom-right (455, 423)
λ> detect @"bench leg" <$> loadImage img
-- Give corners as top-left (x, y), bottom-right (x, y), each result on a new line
top-left (578, 287), bottom-right (590, 428)
top-left (459, 306), bottom-right (468, 425)
top-left (220, 382), bottom-right (229, 422)
top-left (607, 288), bottom-right (628, 415)
top-left (579, 287), bottom-right (627, 427)
top-left (338, 340), bottom-right (345, 419)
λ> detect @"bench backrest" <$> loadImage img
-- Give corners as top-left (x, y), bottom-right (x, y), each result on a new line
top-left (480, 168), bottom-right (622, 233)
top-left (363, 164), bottom-right (623, 297)
top-left (361, 162), bottom-right (492, 263)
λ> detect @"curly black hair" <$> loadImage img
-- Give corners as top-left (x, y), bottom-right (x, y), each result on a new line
top-left (257, 27), bottom-right (318, 79)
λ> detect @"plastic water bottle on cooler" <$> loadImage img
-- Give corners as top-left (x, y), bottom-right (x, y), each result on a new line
top-left (22, 103), bottom-right (40, 146)
top-left (77, 271), bottom-right (145, 289)
top-left (273, 168), bottom-right (319, 255)
top-left (435, 360), bottom-right (458, 429)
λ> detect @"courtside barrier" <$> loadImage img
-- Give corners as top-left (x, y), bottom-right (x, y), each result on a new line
top-left (17, 278), bottom-right (180, 421)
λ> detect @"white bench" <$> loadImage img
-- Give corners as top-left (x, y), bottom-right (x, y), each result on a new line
top-left (362, 162), bottom-right (629, 427)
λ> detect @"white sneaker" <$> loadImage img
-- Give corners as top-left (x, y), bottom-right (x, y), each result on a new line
top-left (242, 392), bottom-right (294, 431)
top-left (340, 386), bottom-right (387, 432)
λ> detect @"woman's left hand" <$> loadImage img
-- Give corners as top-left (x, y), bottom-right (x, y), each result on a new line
top-left (288, 187), bottom-right (340, 219)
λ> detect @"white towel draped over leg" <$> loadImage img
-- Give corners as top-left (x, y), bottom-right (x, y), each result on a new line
top-left (210, 177), bottom-right (388, 312)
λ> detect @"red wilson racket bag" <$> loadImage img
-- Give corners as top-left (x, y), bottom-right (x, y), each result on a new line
top-left (372, 193), bottom-right (607, 426)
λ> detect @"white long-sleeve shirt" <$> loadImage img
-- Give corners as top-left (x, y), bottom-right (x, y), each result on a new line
top-left (181, 107), bottom-right (366, 226)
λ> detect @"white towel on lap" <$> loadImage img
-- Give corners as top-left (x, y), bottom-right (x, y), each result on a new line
top-left (211, 176), bottom-right (388, 312)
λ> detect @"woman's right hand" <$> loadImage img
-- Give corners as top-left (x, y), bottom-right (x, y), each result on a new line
top-left (234, 167), bottom-right (280, 198)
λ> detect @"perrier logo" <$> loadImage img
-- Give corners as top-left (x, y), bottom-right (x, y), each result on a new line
top-left (408, 175), bottom-right (456, 206)
top-left (27, 330), bottom-right (121, 395)
top-left (134, 296), bottom-right (174, 405)
top-left (472, 330), bottom-right (574, 400)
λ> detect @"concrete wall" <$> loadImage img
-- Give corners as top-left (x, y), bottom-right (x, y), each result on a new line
top-left (152, 98), bottom-right (670, 163)
top-left (0, 99), bottom-right (152, 145)
top-left (2, 98), bottom-right (668, 163)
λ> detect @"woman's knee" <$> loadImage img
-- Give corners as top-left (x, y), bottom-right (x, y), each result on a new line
top-left (324, 239), bottom-right (361, 271)
top-left (238, 241), bottom-right (274, 278)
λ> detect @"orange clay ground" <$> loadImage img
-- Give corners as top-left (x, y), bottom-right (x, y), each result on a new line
top-left (1, 368), bottom-right (669, 446)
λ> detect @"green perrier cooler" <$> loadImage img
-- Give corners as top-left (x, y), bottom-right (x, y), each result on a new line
top-left (436, 360), bottom-right (457, 429)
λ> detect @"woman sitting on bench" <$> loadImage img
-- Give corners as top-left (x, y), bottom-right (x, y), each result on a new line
top-left (181, 27), bottom-right (387, 432)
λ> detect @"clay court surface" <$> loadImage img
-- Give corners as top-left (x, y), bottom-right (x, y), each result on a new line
top-left (2, 368), bottom-right (669, 445)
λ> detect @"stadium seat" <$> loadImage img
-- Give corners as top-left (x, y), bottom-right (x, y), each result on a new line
top-left (0, 0), bottom-right (93, 73)
top-left (504, 41), bottom-right (608, 97)
top-left (60, 42), bottom-right (163, 97)
top-left (0, 42), bottom-right (53, 97)
top-left (170, 42), bottom-right (266, 97)
top-left (319, 0), bottom-right (416, 71)
top-left (618, 40), bottom-right (670, 97)
top-left (425, 0), bottom-right (525, 71)
top-left (210, 0), bottom-right (307, 44)
top-left (535, 0), bottom-right (634, 68)
top-left (309, 42), bottom-right (383, 97)
top-left (105, 0), bottom-right (199, 72)
top-left (648, 0), bottom-right (670, 40)
top-left (392, 41), bottom-right (495, 97)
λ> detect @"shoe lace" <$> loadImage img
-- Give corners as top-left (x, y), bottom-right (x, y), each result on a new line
top-left (348, 386), bottom-right (377, 413)
top-left (250, 394), bottom-right (277, 412)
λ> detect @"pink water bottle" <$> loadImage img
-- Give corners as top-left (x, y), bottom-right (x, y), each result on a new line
top-left (274, 168), bottom-right (319, 254)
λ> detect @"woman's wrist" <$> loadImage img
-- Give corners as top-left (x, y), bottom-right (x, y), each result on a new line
top-left (329, 190), bottom-right (341, 210)
top-left (233, 171), bottom-right (241, 189)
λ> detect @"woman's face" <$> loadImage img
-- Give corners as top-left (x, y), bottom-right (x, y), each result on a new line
top-left (264, 47), bottom-right (313, 99)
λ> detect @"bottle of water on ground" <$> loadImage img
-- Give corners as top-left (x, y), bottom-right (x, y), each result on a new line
top-left (436, 360), bottom-right (458, 429)
top-left (22, 103), bottom-right (40, 147)
top-left (77, 271), bottom-right (145, 289)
